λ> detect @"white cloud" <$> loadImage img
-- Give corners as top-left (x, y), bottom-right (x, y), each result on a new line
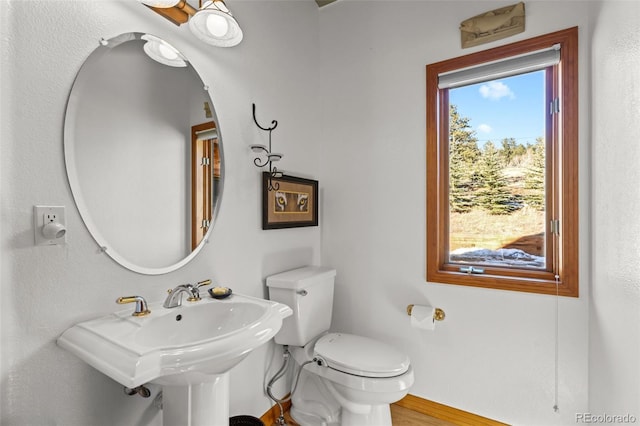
top-left (479, 81), bottom-right (515, 100)
top-left (477, 124), bottom-right (492, 133)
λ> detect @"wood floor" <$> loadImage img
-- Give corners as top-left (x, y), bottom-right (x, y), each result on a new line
top-left (390, 405), bottom-right (458, 426)
top-left (274, 403), bottom-right (457, 426)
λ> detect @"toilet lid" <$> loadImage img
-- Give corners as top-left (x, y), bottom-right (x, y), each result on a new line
top-left (314, 333), bottom-right (410, 378)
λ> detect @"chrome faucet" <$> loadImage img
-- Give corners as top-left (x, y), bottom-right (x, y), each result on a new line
top-left (163, 280), bottom-right (212, 308)
top-left (163, 284), bottom-right (196, 308)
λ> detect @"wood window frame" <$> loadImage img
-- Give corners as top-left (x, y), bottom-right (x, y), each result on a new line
top-left (426, 27), bottom-right (579, 297)
top-left (191, 121), bottom-right (217, 250)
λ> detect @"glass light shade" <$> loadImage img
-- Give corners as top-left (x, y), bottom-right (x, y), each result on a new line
top-left (189, 1), bottom-right (243, 47)
top-left (141, 34), bottom-right (187, 67)
top-left (206, 14), bottom-right (229, 37)
top-left (137, 0), bottom-right (181, 8)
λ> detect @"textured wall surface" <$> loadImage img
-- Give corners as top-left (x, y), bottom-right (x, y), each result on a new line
top-left (318, 2), bottom-right (596, 425)
top-left (1, 1), bottom-right (322, 424)
top-left (590, 0), bottom-right (640, 418)
top-left (3, 1), bottom-right (640, 425)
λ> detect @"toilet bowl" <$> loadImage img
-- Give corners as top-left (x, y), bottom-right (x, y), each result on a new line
top-left (288, 333), bottom-right (414, 426)
top-left (266, 266), bottom-right (414, 426)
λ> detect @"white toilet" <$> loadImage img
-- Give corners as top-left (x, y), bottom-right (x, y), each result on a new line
top-left (266, 266), bottom-right (414, 426)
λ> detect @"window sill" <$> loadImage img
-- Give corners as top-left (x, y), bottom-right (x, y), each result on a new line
top-left (427, 268), bottom-right (578, 297)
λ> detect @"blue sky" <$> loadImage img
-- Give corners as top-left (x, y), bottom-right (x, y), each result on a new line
top-left (449, 70), bottom-right (545, 147)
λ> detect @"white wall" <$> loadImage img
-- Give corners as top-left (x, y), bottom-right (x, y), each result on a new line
top-left (590, 0), bottom-right (640, 418)
top-left (0, 1), bottom-right (321, 424)
top-left (318, 1), bottom-right (596, 425)
top-left (3, 1), bottom-right (640, 425)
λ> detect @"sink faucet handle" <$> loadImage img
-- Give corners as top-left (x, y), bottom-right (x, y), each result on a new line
top-left (116, 296), bottom-right (151, 317)
top-left (187, 280), bottom-right (210, 302)
top-left (196, 279), bottom-right (212, 289)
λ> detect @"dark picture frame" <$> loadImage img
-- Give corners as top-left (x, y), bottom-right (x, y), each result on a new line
top-left (262, 172), bottom-right (319, 230)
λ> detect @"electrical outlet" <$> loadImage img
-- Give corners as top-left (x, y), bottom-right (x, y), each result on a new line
top-left (34, 206), bottom-right (66, 246)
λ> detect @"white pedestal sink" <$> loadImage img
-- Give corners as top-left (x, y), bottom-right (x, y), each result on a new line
top-left (58, 293), bottom-right (292, 426)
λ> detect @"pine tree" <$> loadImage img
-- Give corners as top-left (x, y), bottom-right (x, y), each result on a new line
top-left (449, 105), bottom-right (481, 164)
top-left (500, 137), bottom-right (518, 166)
top-left (449, 105), bottom-right (480, 212)
top-left (477, 141), bottom-right (518, 215)
top-left (524, 137), bottom-right (545, 210)
top-left (449, 148), bottom-right (475, 213)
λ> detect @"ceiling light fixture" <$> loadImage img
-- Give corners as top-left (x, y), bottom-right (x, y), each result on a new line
top-left (137, 0), bottom-right (243, 47)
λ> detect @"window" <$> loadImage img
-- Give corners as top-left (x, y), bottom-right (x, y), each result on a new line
top-left (426, 27), bottom-right (578, 297)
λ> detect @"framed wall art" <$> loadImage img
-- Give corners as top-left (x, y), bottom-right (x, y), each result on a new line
top-left (262, 172), bottom-right (318, 230)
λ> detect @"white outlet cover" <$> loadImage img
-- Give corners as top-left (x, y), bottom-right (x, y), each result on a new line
top-left (34, 205), bottom-right (66, 245)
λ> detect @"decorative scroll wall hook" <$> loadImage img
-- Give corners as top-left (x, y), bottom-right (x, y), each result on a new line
top-left (250, 103), bottom-right (283, 191)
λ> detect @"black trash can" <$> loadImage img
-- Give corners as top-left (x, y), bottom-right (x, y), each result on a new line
top-left (229, 415), bottom-right (265, 426)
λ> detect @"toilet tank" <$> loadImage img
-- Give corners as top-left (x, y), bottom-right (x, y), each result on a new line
top-left (266, 266), bottom-right (336, 346)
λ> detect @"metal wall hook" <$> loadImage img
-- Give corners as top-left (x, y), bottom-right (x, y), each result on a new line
top-left (252, 103), bottom-right (278, 132)
top-left (251, 103), bottom-right (283, 191)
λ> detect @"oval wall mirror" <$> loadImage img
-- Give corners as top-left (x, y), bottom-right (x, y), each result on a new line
top-left (64, 33), bottom-right (224, 275)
